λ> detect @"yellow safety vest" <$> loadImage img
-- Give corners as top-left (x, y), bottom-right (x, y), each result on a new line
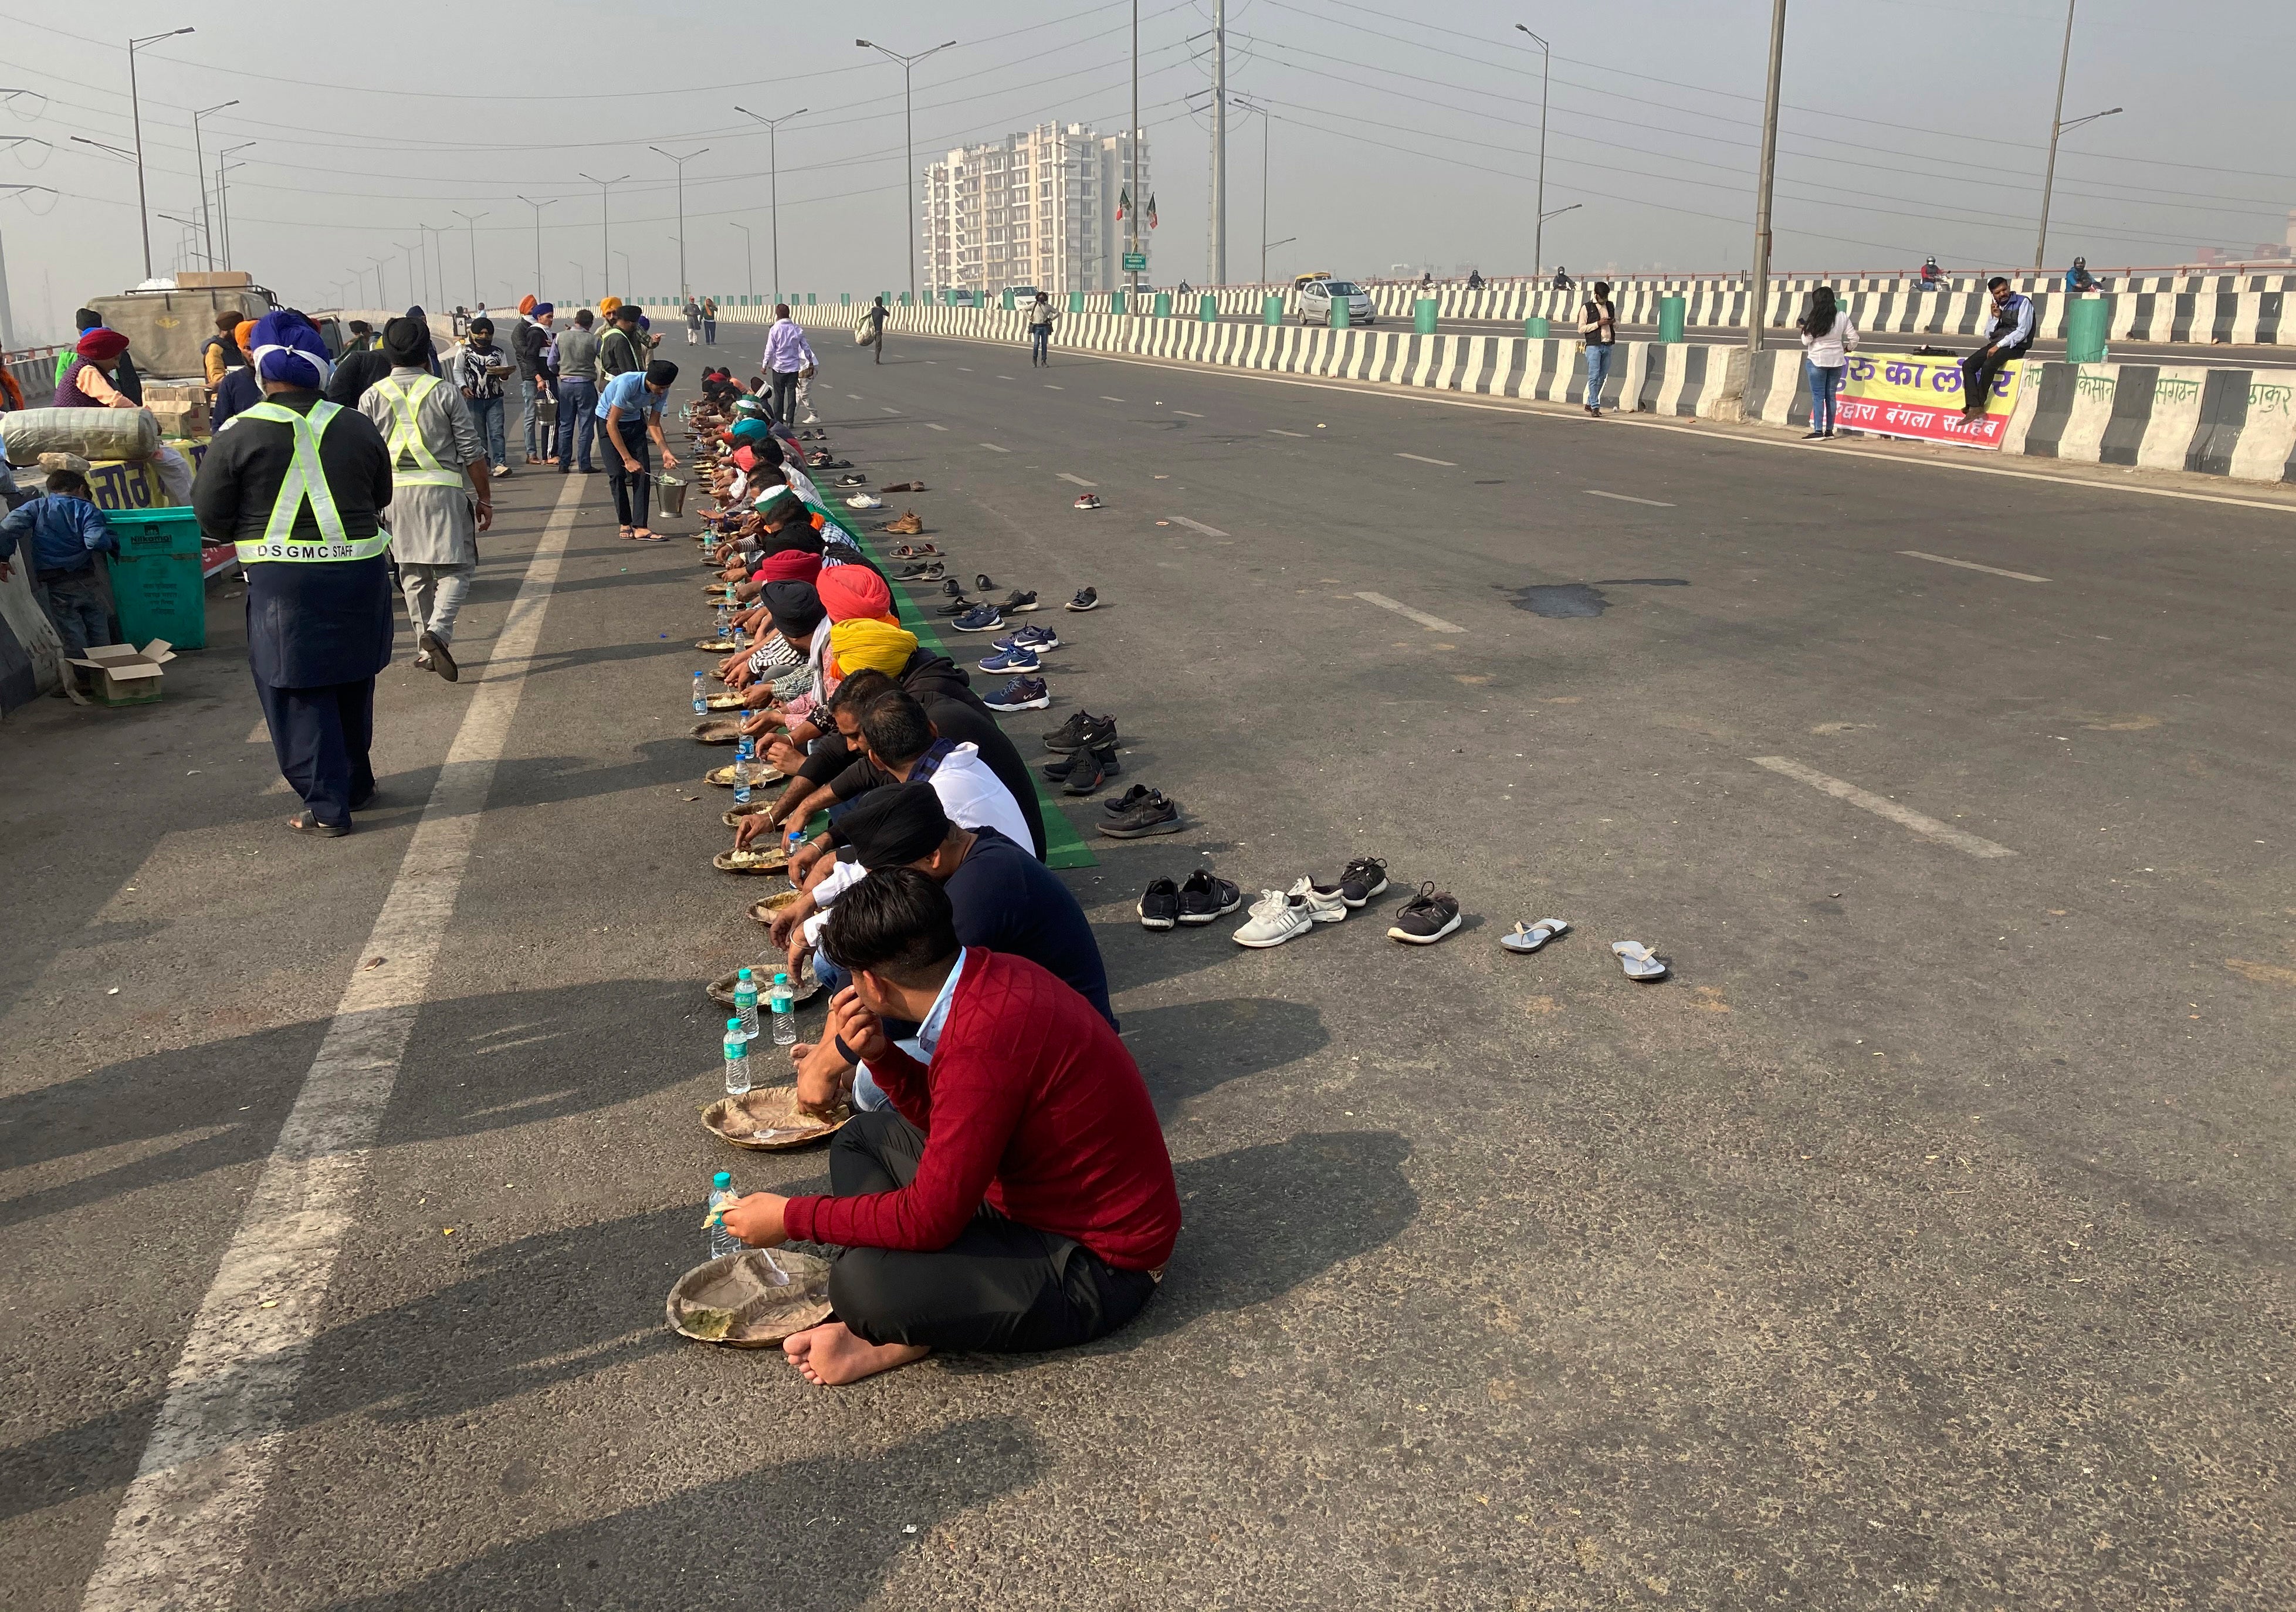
top-left (232, 400), bottom-right (391, 564)
top-left (372, 373), bottom-right (466, 490)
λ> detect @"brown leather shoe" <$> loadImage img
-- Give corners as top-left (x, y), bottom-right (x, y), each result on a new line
top-left (882, 511), bottom-right (925, 536)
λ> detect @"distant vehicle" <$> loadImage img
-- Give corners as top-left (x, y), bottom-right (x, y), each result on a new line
top-left (1292, 270), bottom-right (1334, 289)
top-left (1297, 278), bottom-right (1376, 327)
top-left (1007, 286), bottom-right (1042, 302)
top-left (948, 287), bottom-right (978, 307)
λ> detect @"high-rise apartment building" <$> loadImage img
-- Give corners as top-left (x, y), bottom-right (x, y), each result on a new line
top-left (922, 123), bottom-right (1150, 296)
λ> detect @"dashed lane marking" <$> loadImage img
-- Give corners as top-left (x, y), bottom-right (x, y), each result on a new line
top-left (1099, 395), bottom-right (1125, 402)
top-left (76, 475), bottom-right (588, 1611)
top-left (1355, 590), bottom-right (1466, 633)
top-left (979, 442), bottom-right (1012, 453)
top-left (926, 424), bottom-right (949, 431)
top-left (1750, 756), bottom-right (2016, 859)
top-left (1269, 428), bottom-right (1308, 437)
top-left (1171, 409), bottom-right (1204, 417)
top-left (1584, 490), bottom-right (1675, 507)
top-left (1167, 515), bottom-right (1228, 537)
top-left (1396, 452), bottom-right (1457, 466)
top-left (1059, 473), bottom-right (1097, 487)
top-left (1045, 384), bottom-right (1064, 390)
top-left (880, 407), bottom-right (900, 415)
top-left (1899, 550), bottom-right (2050, 583)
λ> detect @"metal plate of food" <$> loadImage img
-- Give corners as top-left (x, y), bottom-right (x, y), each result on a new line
top-left (703, 690), bottom-right (748, 712)
top-left (702, 1085), bottom-right (851, 1152)
top-left (707, 953), bottom-right (823, 1008)
top-left (705, 763), bottom-right (784, 788)
top-left (694, 636), bottom-right (740, 651)
top-left (748, 889), bottom-right (803, 926)
top-left (692, 718), bottom-right (746, 744)
top-left (666, 1248), bottom-right (832, 1347)
top-left (713, 847), bottom-right (791, 875)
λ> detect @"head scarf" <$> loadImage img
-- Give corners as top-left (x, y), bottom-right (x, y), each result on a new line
top-left (233, 320), bottom-right (256, 354)
top-left (751, 481), bottom-right (800, 514)
top-left (818, 564), bottom-right (895, 625)
top-left (829, 618), bottom-right (919, 680)
top-left (382, 316), bottom-right (431, 367)
top-left (837, 783), bottom-right (950, 870)
top-left (74, 329), bottom-right (130, 364)
top-left (533, 302), bottom-right (554, 317)
top-left (756, 523), bottom-right (822, 558)
top-left (731, 395), bottom-right (767, 419)
top-left (730, 444), bottom-right (758, 474)
top-left (250, 310), bottom-right (333, 388)
top-left (729, 417), bottom-right (772, 446)
top-left (600, 295), bottom-right (622, 316)
top-left (757, 547), bottom-right (823, 585)
top-left (762, 580), bottom-right (825, 638)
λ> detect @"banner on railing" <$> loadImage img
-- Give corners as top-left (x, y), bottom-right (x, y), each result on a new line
top-left (1836, 354), bottom-right (2025, 449)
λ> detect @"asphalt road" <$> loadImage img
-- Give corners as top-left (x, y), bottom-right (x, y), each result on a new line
top-left (4, 337), bottom-right (2294, 1610)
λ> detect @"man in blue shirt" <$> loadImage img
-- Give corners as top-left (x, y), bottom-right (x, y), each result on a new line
top-left (1960, 276), bottom-right (2036, 421)
top-left (0, 469), bottom-right (118, 662)
top-left (597, 358), bottom-right (679, 539)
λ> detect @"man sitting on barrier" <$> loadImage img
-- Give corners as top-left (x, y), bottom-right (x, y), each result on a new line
top-left (1959, 276), bottom-right (2034, 422)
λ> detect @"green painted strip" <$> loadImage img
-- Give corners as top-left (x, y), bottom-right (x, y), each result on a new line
top-left (850, 524), bottom-right (1100, 872)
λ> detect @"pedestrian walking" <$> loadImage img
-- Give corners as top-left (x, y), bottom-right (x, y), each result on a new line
top-left (553, 306), bottom-right (602, 473)
top-left (685, 297), bottom-right (703, 346)
top-left (1959, 276), bottom-right (2034, 421)
top-left (451, 316), bottom-right (514, 475)
top-left (1579, 280), bottom-right (1617, 418)
top-left (360, 315), bottom-right (491, 683)
top-left (514, 302), bottom-right (556, 467)
top-left (1797, 286), bottom-right (1858, 441)
top-left (1027, 292), bottom-right (1056, 367)
top-left (191, 310), bottom-right (395, 837)
top-left (761, 303), bottom-right (817, 425)
top-left (863, 294), bottom-right (889, 364)
top-left (600, 358), bottom-right (680, 541)
top-left (702, 296), bottom-right (718, 344)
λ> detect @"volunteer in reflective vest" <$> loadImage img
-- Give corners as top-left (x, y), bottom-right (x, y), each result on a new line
top-left (360, 314), bottom-right (491, 684)
top-left (192, 310), bottom-right (395, 838)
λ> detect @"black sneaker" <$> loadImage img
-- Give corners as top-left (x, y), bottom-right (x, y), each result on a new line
top-left (1098, 789), bottom-right (1181, 839)
top-left (974, 573), bottom-right (995, 591)
top-left (1335, 855), bottom-right (1389, 907)
top-left (1176, 869), bottom-right (1242, 924)
top-left (942, 577), bottom-right (967, 597)
top-left (1062, 748), bottom-right (1113, 796)
top-left (1042, 746), bottom-right (1121, 783)
top-left (1065, 587), bottom-right (1100, 612)
top-left (1099, 782), bottom-right (1153, 815)
top-left (1137, 876), bottom-right (1180, 930)
top-left (1044, 711), bottom-right (1116, 753)
top-left (1000, 589), bottom-right (1040, 612)
top-left (1386, 881), bottom-right (1462, 945)
top-left (935, 594), bottom-right (978, 617)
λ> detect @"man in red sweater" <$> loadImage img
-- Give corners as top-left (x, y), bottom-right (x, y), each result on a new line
top-left (719, 868), bottom-right (1181, 1386)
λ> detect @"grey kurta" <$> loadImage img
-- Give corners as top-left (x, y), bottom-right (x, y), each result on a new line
top-left (358, 367), bottom-right (484, 565)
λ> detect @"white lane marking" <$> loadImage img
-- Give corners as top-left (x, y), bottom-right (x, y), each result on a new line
top-left (1269, 428), bottom-right (1308, 437)
top-left (1167, 515), bottom-right (1229, 537)
top-left (957, 367), bottom-right (973, 371)
top-left (77, 476), bottom-right (586, 1611)
top-left (1059, 473), bottom-right (1097, 487)
top-left (1899, 550), bottom-right (2050, 583)
top-left (880, 407), bottom-right (900, 415)
top-left (1750, 756), bottom-right (2015, 859)
top-left (1045, 385), bottom-right (1064, 391)
top-left (1099, 395), bottom-right (1125, 402)
top-left (1355, 590), bottom-right (1466, 634)
top-left (1171, 408), bottom-right (1204, 417)
top-left (1585, 489), bottom-right (1675, 507)
top-left (1396, 452), bottom-right (1457, 466)
top-left (979, 442), bottom-right (1011, 453)
top-left (845, 394), bottom-right (863, 399)
top-left (243, 719), bottom-right (269, 744)
top-left (926, 423), bottom-right (950, 431)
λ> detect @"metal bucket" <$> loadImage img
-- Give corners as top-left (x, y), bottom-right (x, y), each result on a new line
top-left (656, 474), bottom-right (688, 516)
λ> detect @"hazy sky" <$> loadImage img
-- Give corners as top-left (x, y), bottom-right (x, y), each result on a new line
top-left (6, 0), bottom-right (2291, 347)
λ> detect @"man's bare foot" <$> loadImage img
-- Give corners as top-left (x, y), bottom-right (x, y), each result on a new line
top-left (782, 1321), bottom-right (929, 1386)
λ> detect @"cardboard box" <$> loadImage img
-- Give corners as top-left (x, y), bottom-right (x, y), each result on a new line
top-left (147, 396), bottom-right (213, 438)
top-left (67, 639), bottom-right (177, 706)
top-left (176, 270), bottom-right (253, 289)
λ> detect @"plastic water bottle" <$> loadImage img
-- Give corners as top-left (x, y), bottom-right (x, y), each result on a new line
top-left (691, 670), bottom-right (707, 714)
top-left (707, 1171), bottom-right (743, 1261)
top-left (733, 736), bottom-right (754, 805)
top-left (770, 971), bottom-right (797, 1047)
top-left (714, 596), bottom-right (731, 638)
top-left (733, 967), bottom-right (760, 1042)
top-left (722, 1017), bottom-right (751, 1096)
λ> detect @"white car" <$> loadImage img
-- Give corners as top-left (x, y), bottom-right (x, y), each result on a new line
top-left (1297, 279), bottom-right (1376, 326)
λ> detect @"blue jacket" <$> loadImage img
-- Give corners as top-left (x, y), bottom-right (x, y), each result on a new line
top-left (0, 493), bottom-right (116, 577)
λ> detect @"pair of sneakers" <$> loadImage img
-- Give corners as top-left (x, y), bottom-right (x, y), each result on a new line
top-left (1232, 858), bottom-right (1390, 948)
top-left (979, 624), bottom-right (1060, 674)
top-left (1137, 869), bottom-right (1242, 930)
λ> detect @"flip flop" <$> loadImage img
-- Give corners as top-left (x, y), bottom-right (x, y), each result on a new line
top-left (636, 530), bottom-right (670, 543)
top-left (1501, 918), bottom-right (1570, 953)
top-left (617, 526), bottom-right (636, 540)
top-left (1611, 941), bottom-right (1668, 981)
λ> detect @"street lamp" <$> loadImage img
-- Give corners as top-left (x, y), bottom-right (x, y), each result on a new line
top-left (567, 260), bottom-right (588, 303)
top-left (517, 194), bottom-right (556, 301)
top-left (453, 209), bottom-right (488, 308)
top-left (369, 254), bottom-right (391, 308)
top-left (733, 106), bottom-right (807, 304)
top-left (158, 211), bottom-right (199, 273)
top-left (395, 242), bottom-right (420, 309)
top-left (1512, 26), bottom-right (1553, 281)
top-left (856, 39), bottom-right (957, 302)
top-left (189, 99), bottom-right (236, 270)
top-left (649, 145), bottom-right (709, 303)
top-left (730, 221), bottom-right (754, 305)
top-left (0, 182), bottom-right (55, 348)
top-left (614, 250), bottom-right (631, 304)
top-left (217, 141), bottom-right (254, 267)
top-left (126, 26), bottom-right (194, 280)
top-left (2037, 103), bottom-right (2121, 269)
top-left (1745, 0), bottom-right (1787, 355)
top-left (578, 171), bottom-right (628, 304)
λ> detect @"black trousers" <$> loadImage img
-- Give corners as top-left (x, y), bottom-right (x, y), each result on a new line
top-left (254, 675), bottom-right (375, 827)
top-left (1959, 340), bottom-right (2030, 415)
top-left (824, 1110), bottom-right (1159, 1353)
top-left (768, 369), bottom-right (800, 426)
top-left (607, 415), bottom-right (651, 527)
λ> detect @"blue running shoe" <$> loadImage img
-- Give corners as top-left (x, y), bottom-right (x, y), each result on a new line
top-left (978, 645), bottom-right (1041, 674)
top-left (983, 675), bottom-right (1051, 712)
top-left (952, 603), bottom-right (1004, 633)
top-left (992, 623), bottom-right (1061, 652)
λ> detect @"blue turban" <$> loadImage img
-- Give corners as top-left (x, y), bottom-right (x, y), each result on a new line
top-left (250, 310), bottom-right (333, 390)
top-left (533, 302), bottom-right (554, 317)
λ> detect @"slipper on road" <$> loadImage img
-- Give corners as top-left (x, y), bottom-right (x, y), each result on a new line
top-left (1501, 918), bottom-right (1570, 954)
top-left (1611, 941), bottom-right (1668, 981)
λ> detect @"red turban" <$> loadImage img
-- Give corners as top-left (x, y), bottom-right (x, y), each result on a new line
top-left (76, 329), bottom-right (130, 363)
top-left (817, 564), bottom-right (893, 624)
top-left (756, 547), bottom-right (822, 585)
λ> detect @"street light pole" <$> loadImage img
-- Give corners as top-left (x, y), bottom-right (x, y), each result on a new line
top-left (189, 99), bottom-right (236, 270)
top-left (577, 172), bottom-right (628, 304)
top-left (453, 210), bottom-right (487, 308)
top-left (1745, 0), bottom-right (1788, 355)
top-left (517, 194), bottom-right (556, 300)
top-left (126, 27), bottom-right (194, 280)
top-left (731, 222), bottom-right (754, 304)
top-left (217, 141), bottom-right (254, 267)
top-left (1513, 26), bottom-right (1552, 280)
top-left (734, 107), bottom-right (808, 305)
top-left (856, 40), bottom-right (957, 302)
top-left (649, 145), bottom-right (709, 303)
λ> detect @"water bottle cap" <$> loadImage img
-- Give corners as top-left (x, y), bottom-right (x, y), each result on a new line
top-left (726, 1017), bottom-right (741, 1031)
top-left (713, 1170), bottom-right (732, 1187)
top-left (774, 972), bottom-right (789, 984)
top-left (737, 967), bottom-right (753, 980)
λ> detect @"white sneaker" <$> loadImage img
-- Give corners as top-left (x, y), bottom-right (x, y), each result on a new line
top-left (1234, 888), bottom-right (1314, 948)
top-left (1288, 875), bottom-right (1349, 923)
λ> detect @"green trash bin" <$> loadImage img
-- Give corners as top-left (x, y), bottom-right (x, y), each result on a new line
top-left (1526, 316), bottom-right (1551, 339)
top-left (1331, 297), bottom-right (1350, 330)
top-left (104, 506), bottom-right (208, 650)
top-left (1262, 294), bottom-right (1285, 326)
top-left (1110, 289), bottom-right (1126, 316)
top-left (1413, 297), bottom-right (1439, 335)
top-left (1198, 294), bottom-right (1218, 323)
top-left (1153, 291), bottom-right (1172, 317)
top-left (1068, 292), bottom-right (1084, 313)
top-left (2065, 296), bottom-right (2110, 363)
top-left (1000, 288), bottom-right (1016, 311)
top-left (1657, 296), bottom-right (1687, 343)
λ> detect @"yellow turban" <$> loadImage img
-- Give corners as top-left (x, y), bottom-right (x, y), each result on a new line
top-left (600, 295), bottom-right (623, 316)
top-left (828, 618), bottom-right (918, 680)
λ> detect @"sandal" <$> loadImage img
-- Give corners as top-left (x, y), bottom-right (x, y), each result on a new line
top-left (1611, 941), bottom-right (1668, 981)
top-left (892, 542), bottom-right (942, 558)
top-left (1501, 918), bottom-right (1570, 953)
top-left (618, 526), bottom-right (637, 540)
